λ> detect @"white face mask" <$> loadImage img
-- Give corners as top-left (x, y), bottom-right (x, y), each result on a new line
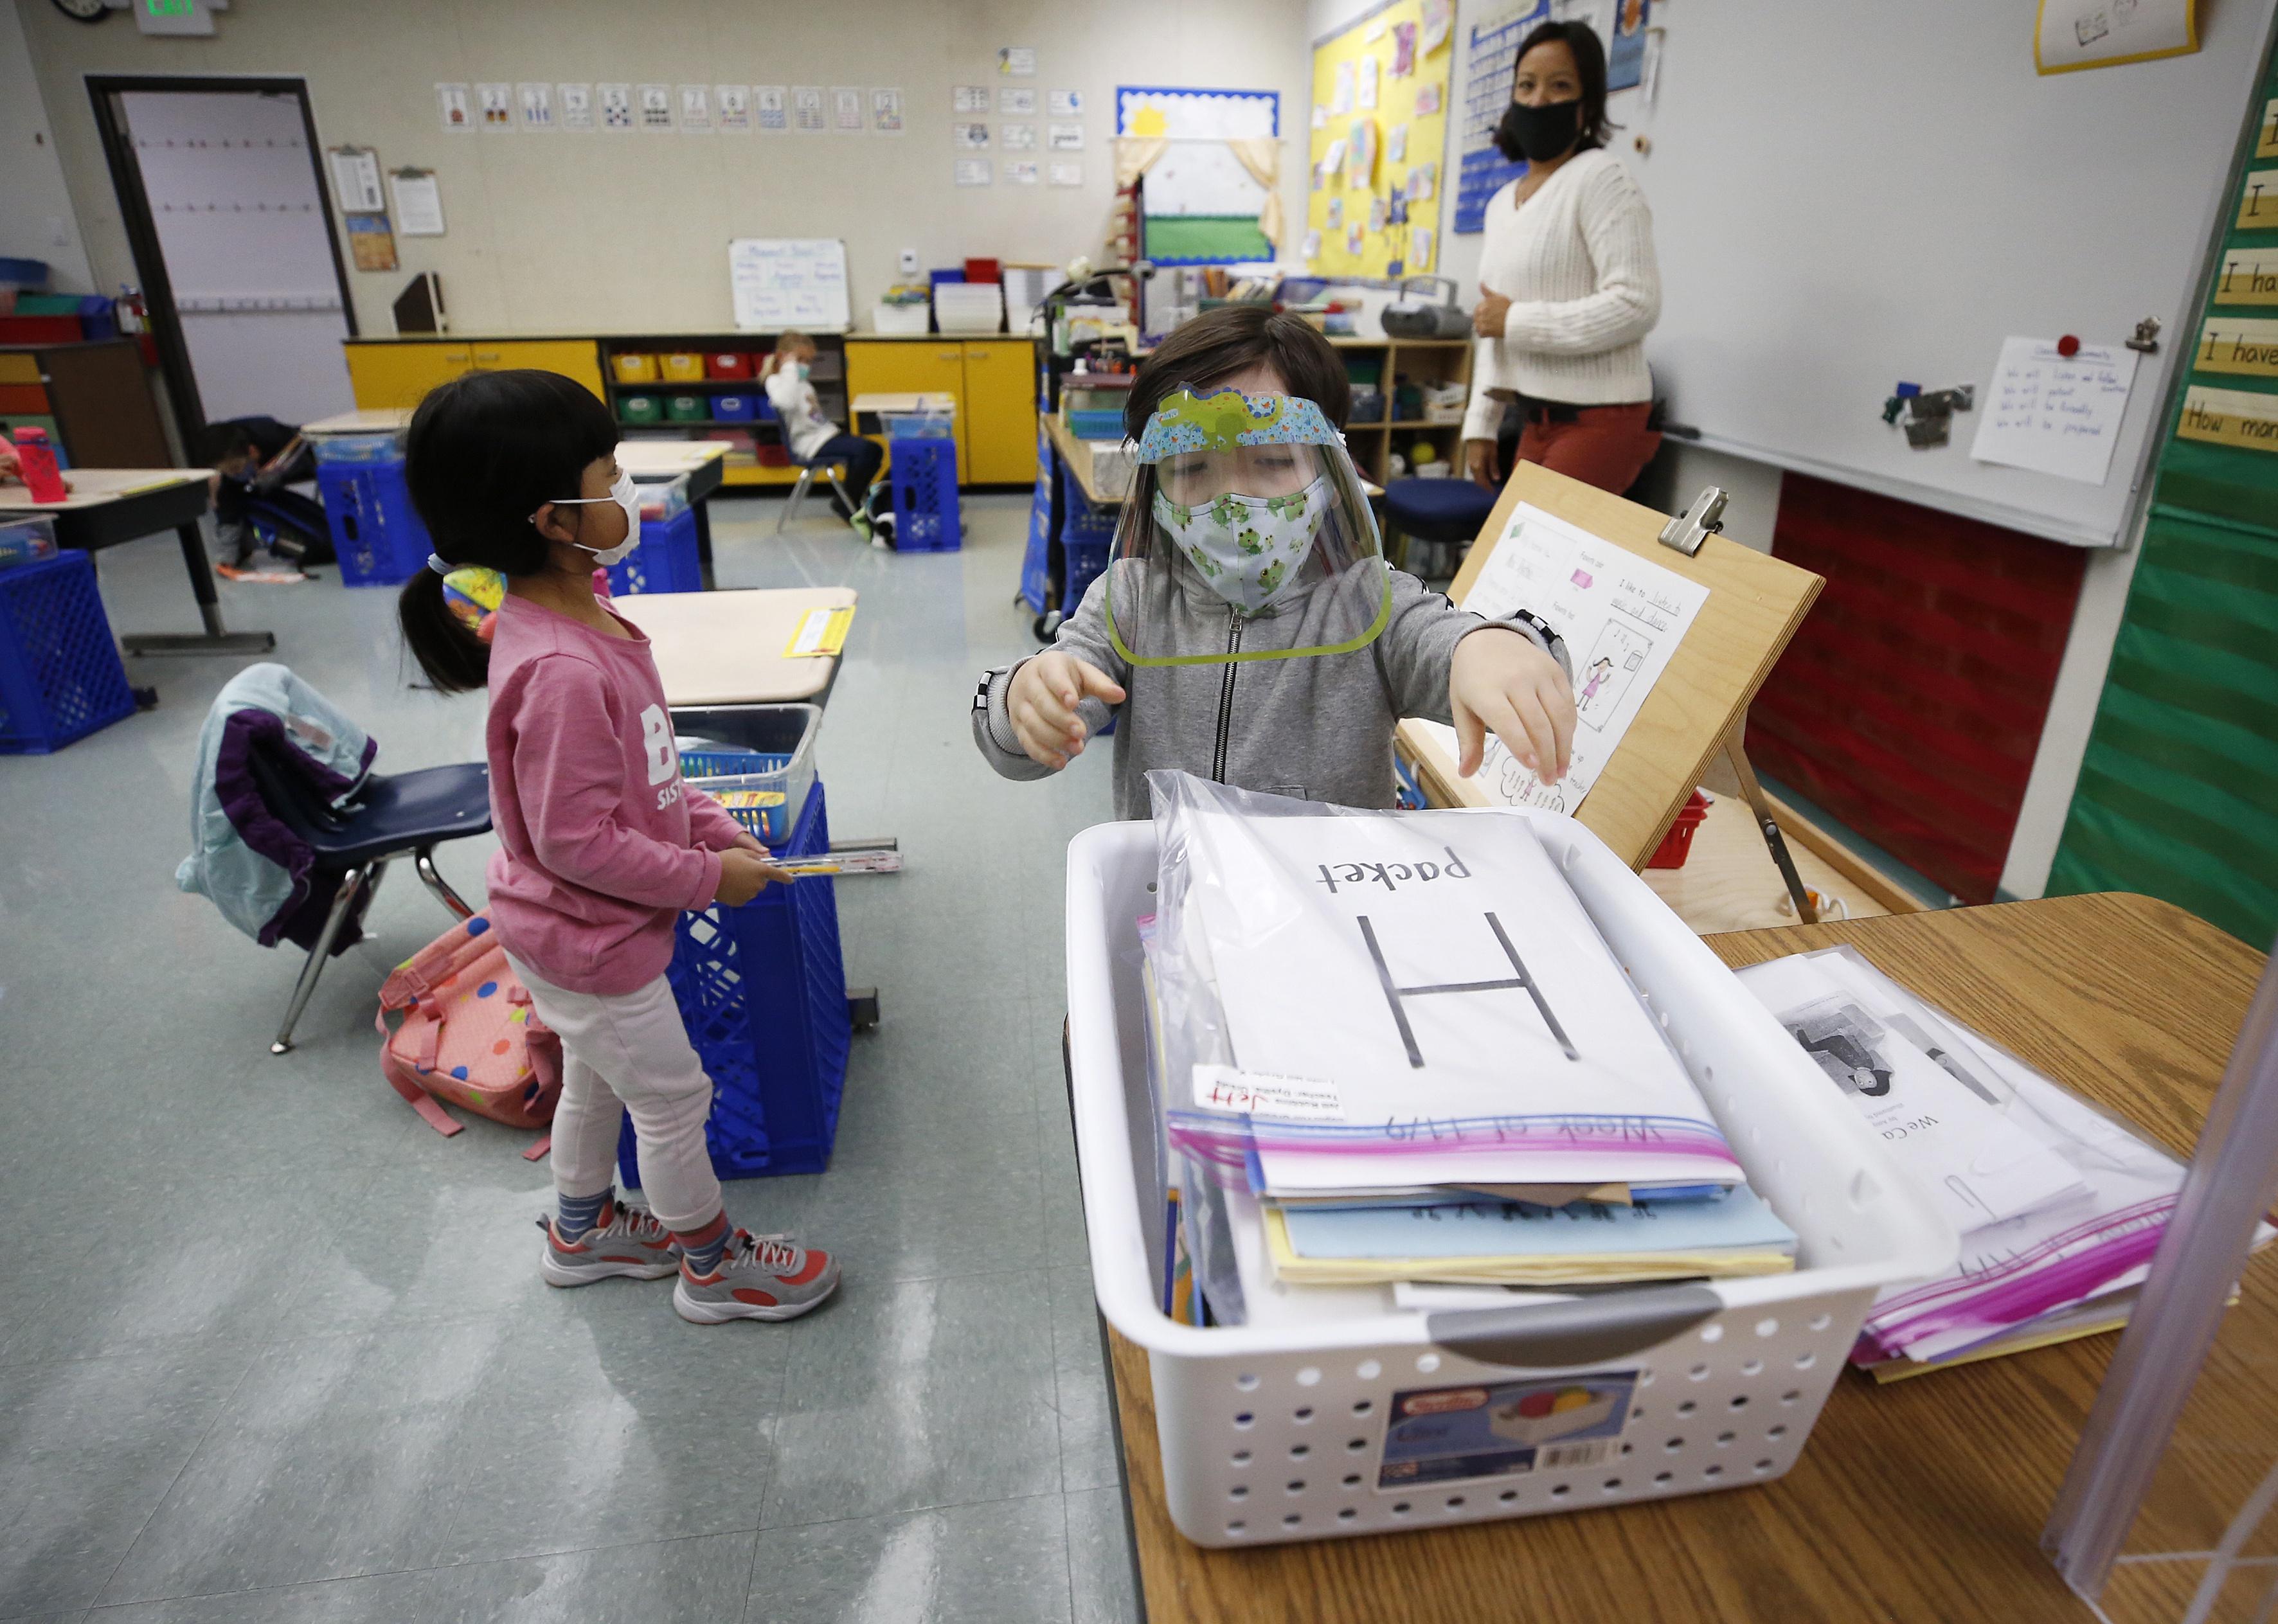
top-left (550, 471), bottom-right (643, 567)
top-left (1152, 476), bottom-right (1331, 614)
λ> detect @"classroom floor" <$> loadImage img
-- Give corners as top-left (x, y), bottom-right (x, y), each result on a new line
top-left (0, 494), bottom-right (1136, 1624)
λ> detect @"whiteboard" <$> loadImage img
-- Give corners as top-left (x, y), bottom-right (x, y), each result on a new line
top-left (1628, 1), bottom-right (2277, 547)
top-left (728, 238), bottom-right (850, 333)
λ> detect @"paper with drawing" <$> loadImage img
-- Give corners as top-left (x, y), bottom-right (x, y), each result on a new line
top-left (1428, 503), bottom-right (1708, 814)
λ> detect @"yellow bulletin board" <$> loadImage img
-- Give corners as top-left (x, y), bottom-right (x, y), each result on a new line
top-left (1306, 0), bottom-right (1455, 280)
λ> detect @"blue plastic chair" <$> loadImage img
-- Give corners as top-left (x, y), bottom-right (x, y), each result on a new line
top-left (1380, 477), bottom-right (1502, 573)
top-left (253, 750), bottom-right (494, 1053)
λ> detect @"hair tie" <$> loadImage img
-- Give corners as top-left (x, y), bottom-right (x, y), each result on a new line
top-left (427, 553), bottom-right (454, 576)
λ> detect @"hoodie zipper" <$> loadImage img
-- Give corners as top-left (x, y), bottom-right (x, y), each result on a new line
top-left (1210, 608), bottom-right (1243, 782)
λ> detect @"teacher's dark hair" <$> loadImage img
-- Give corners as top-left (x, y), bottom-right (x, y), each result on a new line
top-left (1514, 19), bottom-right (1614, 151)
top-left (395, 368), bottom-right (618, 693)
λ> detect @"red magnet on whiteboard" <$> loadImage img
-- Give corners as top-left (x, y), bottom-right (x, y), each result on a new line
top-left (2056, 334), bottom-right (2081, 358)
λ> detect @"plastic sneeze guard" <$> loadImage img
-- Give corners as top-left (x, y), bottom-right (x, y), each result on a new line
top-left (1064, 809), bottom-right (1959, 1548)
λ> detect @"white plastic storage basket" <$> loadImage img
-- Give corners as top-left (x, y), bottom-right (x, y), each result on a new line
top-left (1065, 812), bottom-right (1958, 1549)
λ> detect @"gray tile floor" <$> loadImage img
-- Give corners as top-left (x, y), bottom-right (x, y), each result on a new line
top-left (0, 494), bottom-right (1138, 1624)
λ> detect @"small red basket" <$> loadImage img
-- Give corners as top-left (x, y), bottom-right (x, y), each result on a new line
top-left (1646, 790), bottom-right (1712, 870)
top-left (706, 352), bottom-right (753, 379)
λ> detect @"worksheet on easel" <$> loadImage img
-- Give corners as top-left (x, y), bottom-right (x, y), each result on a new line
top-left (1419, 503), bottom-right (1710, 814)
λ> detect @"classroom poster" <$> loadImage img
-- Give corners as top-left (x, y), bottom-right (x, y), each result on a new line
top-left (345, 214), bottom-right (399, 272)
top-left (637, 84), bottom-right (674, 132)
top-left (871, 89), bottom-right (904, 134)
top-left (599, 84), bottom-right (634, 131)
top-left (476, 83), bottom-right (513, 130)
top-left (791, 87), bottom-right (827, 134)
top-left (716, 85), bottom-right (752, 134)
top-left (678, 85), bottom-right (712, 132)
top-left (559, 83), bottom-right (595, 131)
top-left (517, 84), bottom-right (555, 130)
top-left (831, 87), bottom-right (865, 132)
top-left (755, 86), bottom-right (787, 132)
top-left (1605, 0), bottom-right (1651, 91)
top-left (1308, 0), bottom-right (1455, 276)
top-left (436, 82), bottom-right (472, 132)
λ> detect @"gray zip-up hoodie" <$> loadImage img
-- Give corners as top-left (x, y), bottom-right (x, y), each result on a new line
top-left (972, 559), bottom-right (1563, 819)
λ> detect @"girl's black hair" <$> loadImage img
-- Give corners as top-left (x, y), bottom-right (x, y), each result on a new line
top-left (1513, 19), bottom-right (1614, 150)
top-left (395, 368), bottom-right (619, 693)
top-left (1124, 304), bottom-right (1352, 438)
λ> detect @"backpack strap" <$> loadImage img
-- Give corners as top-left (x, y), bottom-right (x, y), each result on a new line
top-left (387, 1060), bottom-right (464, 1137)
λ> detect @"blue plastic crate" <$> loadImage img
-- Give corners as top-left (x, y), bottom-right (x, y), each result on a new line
top-left (713, 394), bottom-right (757, 422)
top-left (1057, 458), bottom-right (1119, 616)
top-left (316, 459), bottom-right (430, 587)
top-left (1019, 424), bottom-right (1057, 615)
top-left (616, 778), bottom-right (853, 1183)
top-left (889, 436), bottom-right (961, 553)
top-left (0, 550), bottom-right (136, 754)
top-left (606, 506), bottom-right (700, 596)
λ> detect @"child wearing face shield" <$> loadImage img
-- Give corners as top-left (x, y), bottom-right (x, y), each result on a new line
top-left (398, 369), bottom-right (841, 1326)
top-left (972, 306), bottom-right (1577, 818)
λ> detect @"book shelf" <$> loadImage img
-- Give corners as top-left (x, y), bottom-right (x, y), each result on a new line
top-left (597, 332), bottom-right (848, 489)
top-left (1329, 335), bottom-right (1475, 484)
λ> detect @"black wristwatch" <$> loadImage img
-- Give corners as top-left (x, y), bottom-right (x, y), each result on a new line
top-left (1506, 609), bottom-right (1571, 681)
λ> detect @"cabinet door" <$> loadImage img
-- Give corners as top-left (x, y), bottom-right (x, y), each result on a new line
top-left (962, 341), bottom-right (1039, 484)
top-left (466, 340), bottom-right (607, 397)
top-left (344, 343), bottom-right (467, 409)
top-left (843, 341), bottom-right (969, 472)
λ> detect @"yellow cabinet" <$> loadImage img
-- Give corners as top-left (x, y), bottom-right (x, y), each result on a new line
top-left (344, 339), bottom-right (605, 410)
top-left (344, 343), bottom-right (471, 409)
top-left (960, 341), bottom-right (1039, 484)
top-left (844, 341), bottom-right (970, 472)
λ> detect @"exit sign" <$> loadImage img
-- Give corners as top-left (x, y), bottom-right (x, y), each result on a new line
top-left (135, 0), bottom-right (217, 35)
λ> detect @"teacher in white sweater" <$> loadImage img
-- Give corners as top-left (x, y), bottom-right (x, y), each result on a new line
top-left (1462, 20), bottom-right (1662, 496)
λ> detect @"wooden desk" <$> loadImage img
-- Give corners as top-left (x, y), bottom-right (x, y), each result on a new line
top-left (0, 468), bottom-right (273, 657)
top-left (622, 586), bottom-right (856, 707)
top-left (1105, 894), bottom-right (2277, 1624)
top-left (300, 408), bottom-right (409, 436)
top-left (617, 440), bottom-right (728, 589)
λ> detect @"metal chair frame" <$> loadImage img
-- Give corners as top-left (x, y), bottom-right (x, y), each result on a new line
top-left (776, 455), bottom-right (855, 534)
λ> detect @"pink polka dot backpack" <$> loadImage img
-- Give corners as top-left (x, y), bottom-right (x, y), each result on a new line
top-left (375, 912), bottom-right (563, 1140)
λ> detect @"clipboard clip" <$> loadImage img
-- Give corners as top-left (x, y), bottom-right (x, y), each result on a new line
top-left (1657, 486), bottom-right (1728, 557)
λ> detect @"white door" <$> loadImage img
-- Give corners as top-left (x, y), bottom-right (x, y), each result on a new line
top-left (118, 88), bottom-right (355, 426)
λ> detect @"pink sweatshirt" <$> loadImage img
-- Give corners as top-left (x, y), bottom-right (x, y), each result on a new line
top-left (483, 594), bottom-right (746, 994)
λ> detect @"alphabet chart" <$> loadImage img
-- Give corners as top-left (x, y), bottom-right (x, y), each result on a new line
top-left (1433, 502), bottom-right (1710, 816)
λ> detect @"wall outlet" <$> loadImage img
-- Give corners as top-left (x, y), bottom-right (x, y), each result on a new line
top-left (899, 248), bottom-right (920, 276)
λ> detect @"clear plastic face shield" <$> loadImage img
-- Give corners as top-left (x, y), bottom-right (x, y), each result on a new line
top-left (1105, 388), bottom-right (1390, 668)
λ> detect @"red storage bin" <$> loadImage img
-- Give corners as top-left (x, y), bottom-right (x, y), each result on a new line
top-left (963, 258), bottom-right (1001, 283)
top-left (1646, 790), bottom-right (1713, 870)
top-left (705, 351), bottom-right (753, 379)
top-left (0, 316), bottom-right (82, 344)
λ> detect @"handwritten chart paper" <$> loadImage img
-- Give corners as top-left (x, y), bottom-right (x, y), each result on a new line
top-left (1428, 503), bottom-right (1708, 816)
top-left (1968, 337), bottom-right (2138, 485)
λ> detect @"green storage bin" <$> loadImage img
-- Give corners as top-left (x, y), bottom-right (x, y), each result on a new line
top-left (665, 394), bottom-right (710, 424)
top-left (1345, 357), bottom-right (1384, 388)
top-left (618, 393), bottom-right (663, 426)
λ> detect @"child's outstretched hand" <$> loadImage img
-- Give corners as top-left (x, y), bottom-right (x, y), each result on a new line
top-left (716, 846), bottom-right (795, 907)
top-left (1449, 629), bottom-right (1576, 784)
top-left (1007, 651), bottom-right (1127, 770)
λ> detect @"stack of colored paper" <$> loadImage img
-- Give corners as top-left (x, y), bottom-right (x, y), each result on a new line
top-left (1142, 775), bottom-right (1797, 1320)
top-left (1735, 946), bottom-right (2273, 1380)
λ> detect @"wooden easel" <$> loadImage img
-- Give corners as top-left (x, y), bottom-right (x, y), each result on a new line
top-left (1395, 462), bottom-right (1827, 921)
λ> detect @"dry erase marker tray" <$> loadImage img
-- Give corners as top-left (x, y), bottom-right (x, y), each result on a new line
top-left (1064, 811), bottom-right (1958, 1549)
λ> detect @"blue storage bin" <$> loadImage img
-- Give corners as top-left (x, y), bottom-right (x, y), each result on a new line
top-left (0, 551), bottom-right (136, 754)
top-left (1057, 458), bottom-right (1118, 616)
top-left (1064, 409), bottom-right (1125, 440)
top-left (888, 436), bottom-right (961, 553)
top-left (713, 393), bottom-right (757, 422)
top-left (1019, 423), bottom-right (1057, 616)
top-left (605, 506), bottom-right (700, 596)
top-left (616, 778), bottom-right (853, 1182)
top-left (316, 458), bottom-right (430, 587)
top-left (672, 701), bottom-right (821, 848)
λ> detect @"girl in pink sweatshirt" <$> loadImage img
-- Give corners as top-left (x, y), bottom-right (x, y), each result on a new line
top-left (398, 369), bottom-right (840, 1324)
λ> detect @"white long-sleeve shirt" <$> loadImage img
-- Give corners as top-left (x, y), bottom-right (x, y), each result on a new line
top-left (763, 366), bottom-right (839, 460)
top-left (1462, 147), bottom-right (1660, 442)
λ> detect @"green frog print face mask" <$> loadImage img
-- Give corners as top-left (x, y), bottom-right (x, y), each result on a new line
top-left (1152, 476), bottom-right (1332, 615)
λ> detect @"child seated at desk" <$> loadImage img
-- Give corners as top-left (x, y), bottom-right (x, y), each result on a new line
top-left (760, 333), bottom-right (884, 539)
top-left (971, 305), bottom-right (1577, 816)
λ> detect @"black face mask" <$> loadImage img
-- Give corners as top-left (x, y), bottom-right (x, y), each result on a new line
top-left (1495, 98), bottom-right (1583, 163)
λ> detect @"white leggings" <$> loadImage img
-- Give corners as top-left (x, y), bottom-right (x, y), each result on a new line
top-left (507, 956), bottom-right (722, 1234)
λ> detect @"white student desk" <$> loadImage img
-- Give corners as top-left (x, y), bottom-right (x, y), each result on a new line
top-left (622, 587), bottom-right (856, 708)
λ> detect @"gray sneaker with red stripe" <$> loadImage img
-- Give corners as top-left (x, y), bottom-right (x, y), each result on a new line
top-left (674, 1229), bottom-right (840, 1323)
top-left (537, 1199), bottom-right (680, 1286)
